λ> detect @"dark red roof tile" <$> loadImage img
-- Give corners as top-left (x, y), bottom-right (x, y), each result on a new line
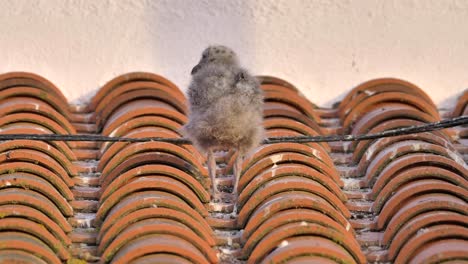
top-left (90, 72), bottom-right (182, 111)
top-left (0, 97), bottom-right (75, 133)
top-left (0, 72), bottom-right (68, 107)
top-left (392, 225), bottom-right (468, 263)
top-left (0, 188), bottom-right (72, 230)
top-left (257, 75), bottom-right (299, 92)
top-left (99, 99), bottom-right (187, 134)
top-left (0, 249), bottom-right (49, 264)
top-left (238, 152), bottom-right (342, 192)
top-left (407, 239), bottom-right (468, 263)
top-left (338, 78), bottom-right (435, 115)
top-left (0, 71), bottom-right (465, 263)
top-left (0, 232), bottom-right (62, 264)
top-left (93, 81), bottom-right (187, 117)
top-left (107, 234), bottom-right (216, 264)
top-left (257, 236), bottom-right (359, 264)
top-left (98, 141), bottom-right (207, 182)
top-left (100, 164), bottom-right (209, 204)
top-left (263, 90), bottom-right (320, 122)
top-left (344, 103), bottom-right (439, 135)
top-left (263, 106), bottom-right (323, 133)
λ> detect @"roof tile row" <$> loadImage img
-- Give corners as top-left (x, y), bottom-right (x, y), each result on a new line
top-left (0, 71), bottom-right (465, 263)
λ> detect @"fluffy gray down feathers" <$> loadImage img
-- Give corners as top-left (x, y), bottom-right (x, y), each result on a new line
top-left (183, 46), bottom-right (264, 155)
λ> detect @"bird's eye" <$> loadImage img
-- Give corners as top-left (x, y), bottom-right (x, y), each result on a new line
top-left (202, 54), bottom-right (207, 59)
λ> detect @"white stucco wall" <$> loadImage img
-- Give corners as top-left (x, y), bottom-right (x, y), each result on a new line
top-left (1, 0), bottom-right (467, 108)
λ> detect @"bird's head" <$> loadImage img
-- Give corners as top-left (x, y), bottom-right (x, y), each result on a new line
top-left (191, 45), bottom-right (239, 75)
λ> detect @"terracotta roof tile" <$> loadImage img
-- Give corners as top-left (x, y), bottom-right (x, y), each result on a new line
top-left (0, 72), bottom-right (465, 263)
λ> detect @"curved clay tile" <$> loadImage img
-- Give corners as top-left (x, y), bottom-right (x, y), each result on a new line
top-left (384, 211), bottom-right (467, 256)
top-left (238, 164), bottom-right (346, 208)
top-left (371, 166), bottom-right (467, 202)
top-left (0, 72), bottom-right (68, 104)
top-left (241, 208), bottom-right (354, 243)
top-left (97, 207), bottom-right (214, 247)
top-left (0, 139), bottom-right (77, 171)
top-left (99, 129), bottom-right (203, 168)
top-left (1, 131), bottom-right (75, 162)
top-left (264, 117), bottom-right (328, 145)
top-left (238, 191), bottom-right (350, 229)
top-left (238, 176), bottom-right (349, 218)
top-left (225, 141), bottom-right (333, 180)
top-left (0, 123), bottom-right (78, 150)
top-left (377, 193), bottom-right (467, 231)
top-left (99, 152), bottom-right (209, 192)
top-left (0, 86), bottom-right (69, 116)
top-left (363, 153), bottom-right (467, 189)
top-left (0, 149), bottom-right (78, 179)
top-left (352, 119), bottom-right (453, 160)
top-left (99, 115), bottom-right (186, 154)
top-left (0, 173), bottom-right (74, 206)
top-left (98, 141), bottom-right (206, 180)
top-left (0, 162), bottom-right (74, 201)
top-left (0, 188), bottom-right (71, 229)
top-left (343, 103), bottom-right (438, 134)
top-left (0, 218), bottom-right (70, 260)
top-left (376, 179), bottom-right (467, 220)
top-left (0, 161), bottom-right (73, 188)
top-left (100, 218), bottom-right (217, 263)
top-left (264, 256), bottom-right (337, 264)
top-left (245, 222), bottom-right (365, 264)
top-left (263, 106), bottom-right (323, 134)
top-left (93, 81), bottom-right (187, 116)
top-left (340, 92), bottom-right (440, 123)
top-left (98, 177), bottom-right (209, 219)
top-left (338, 78), bottom-right (435, 114)
top-left (263, 90), bottom-right (320, 122)
top-left (0, 113), bottom-right (70, 136)
top-left (254, 236), bottom-right (358, 264)
top-left (257, 76), bottom-right (299, 92)
top-left (264, 101), bottom-right (304, 115)
top-left (238, 152), bottom-right (342, 193)
top-left (392, 225), bottom-right (468, 264)
top-left (451, 89), bottom-right (467, 117)
top-left (261, 84), bottom-right (300, 95)
top-left (94, 90), bottom-right (187, 128)
top-left (0, 231), bottom-right (62, 264)
top-left (106, 234), bottom-right (215, 264)
top-left (130, 254), bottom-right (194, 264)
top-left (0, 249), bottom-right (49, 264)
top-left (100, 115), bottom-right (182, 137)
top-left (407, 239), bottom-right (468, 264)
top-left (0, 204), bottom-right (72, 239)
top-left (242, 142), bottom-right (333, 173)
top-left (99, 100), bottom-right (187, 134)
top-left (357, 140), bottom-right (464, 179)
top-left (94, 191), bottom-right (209, 227)
top-left (264, 130), bottom-right (332, 153)
top-left (0, 97), bottom-right (76, 134)
top-left (90, 72), bottom-right (182, 112)
top-left (100, 164), bottom-right (209, 204)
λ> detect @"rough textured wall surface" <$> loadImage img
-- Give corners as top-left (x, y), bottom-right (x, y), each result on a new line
top-left (0, 0), bottom-right (467, 107)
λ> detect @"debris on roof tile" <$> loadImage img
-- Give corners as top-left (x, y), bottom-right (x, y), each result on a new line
top-left (0, 72), bottom-right (466, 263)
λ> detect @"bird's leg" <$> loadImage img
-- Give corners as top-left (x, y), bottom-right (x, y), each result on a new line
top-left (207, 148), bottom-right (219, 200)
top-left (232, 152), bottom-right (243, 196)
top-left (231, 152), bottom-right (244, 214)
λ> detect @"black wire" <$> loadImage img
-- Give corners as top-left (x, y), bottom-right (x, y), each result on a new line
top-left (0, 116), bottom-right (466, 144)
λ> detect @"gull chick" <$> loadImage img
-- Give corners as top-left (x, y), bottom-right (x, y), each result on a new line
top-left (183, 45), bottom-right (264, 201)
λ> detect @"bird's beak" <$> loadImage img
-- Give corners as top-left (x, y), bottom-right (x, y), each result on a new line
top-left (191, 64), bottom-right (201, 75)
